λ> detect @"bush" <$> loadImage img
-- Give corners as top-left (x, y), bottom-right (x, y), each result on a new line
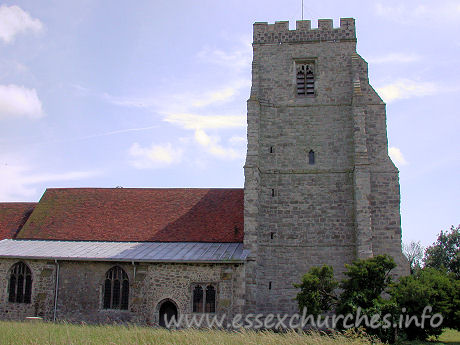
top-left (390, 268), bottom-right (459, 340)
top-left (294, 265), bottom-right (338, 318)
top-left (294, 256), bottom-right (459, 343)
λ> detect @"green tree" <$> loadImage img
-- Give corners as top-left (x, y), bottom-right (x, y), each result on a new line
top-left (337, 255), bottom-right (396, 311)
top-left (294, 255), bottom-right (398, 342)
top-left (390, 268), bottom-right (459, 340)
top-left (294, 265), bottom-right (338, 318)
top-left (424, 225), bottom-right (459, 279)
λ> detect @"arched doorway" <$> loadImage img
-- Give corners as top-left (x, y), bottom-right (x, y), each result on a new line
top-left (158, 300), bottom-right (178, 327)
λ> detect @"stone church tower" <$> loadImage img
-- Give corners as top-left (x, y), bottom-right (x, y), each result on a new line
top-left (244, 18), bottom-right (408, 315)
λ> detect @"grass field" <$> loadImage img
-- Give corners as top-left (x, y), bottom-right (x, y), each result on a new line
top-left (0, 321), bottom-right (458, 345)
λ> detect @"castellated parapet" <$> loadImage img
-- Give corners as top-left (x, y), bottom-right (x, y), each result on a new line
top-left (253, 18), bottom-right (355, 44)
top-left (244, 17), bottom-right (409, 315)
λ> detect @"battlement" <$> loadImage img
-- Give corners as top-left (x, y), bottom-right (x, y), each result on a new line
top-left (253, 18), bottom-right (355, 44)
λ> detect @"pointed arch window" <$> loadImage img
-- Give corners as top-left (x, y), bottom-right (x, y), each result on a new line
top-left (192, 285), bottom-right (203, 313)
top-left (296, 63), bottom-right (315, 96)
top-left (205, 285), bottom-right (216, 313)
top-left (8, 262), bottom-right (32, 304)
top-left (103, 266), bottom-right (129, 310)
top-left (192, 284), bottom-right (216, 313)
top-left (309, 150), bottom-right (315, 165)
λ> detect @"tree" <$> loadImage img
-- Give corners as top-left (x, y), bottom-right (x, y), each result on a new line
top-left (294, 265), bottom-right (338, 318)
top-left (424, 225), bottom-right (459, 279)
top-left (390, 268), bottom-right (459, 340)
top-left (403, 241), bottom-right (424, 274)
top-left (294, 255), bottom-right (398, 342)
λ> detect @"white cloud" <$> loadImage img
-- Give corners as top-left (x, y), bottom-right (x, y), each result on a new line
top-left (191, 87), bottom-right (239, 108)
top-left (0, 162), bottom-right (100, 201)
top-left (128, 142), bottom-right (183, 169)
top-left (366, 53), bottom-right (421, 64)
top-left (389, 147), bottom-right (408, 166)
top-left (0, 84), bottom-right (44, 119)
top-left (375, 2), bottom-right (460, 23)
top-left (0, 5), bottom-right (43, 43)
top-left (196, 36), bottom-right (252, 71)
top-left (163, 112), bottom-right (245, 130)
top-left (105, 79), bottom-right (250, 113)
top-left (105, 38), bottom-right (250, 163)
top-left (229, 136), bottom-right (246, 145)
top-left (194, 129), bottom-right (243, 160)
top-left (376, 79), bottom-right (438, 103)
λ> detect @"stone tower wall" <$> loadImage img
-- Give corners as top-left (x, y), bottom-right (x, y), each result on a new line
top-left (244, 18), bottom-right (408, 315)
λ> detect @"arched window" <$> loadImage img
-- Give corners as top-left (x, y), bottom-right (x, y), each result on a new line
top-left (192, 284), bottom-right (216, 313)
top-left (103, 266), bottom-right (129, 310)
top-left (205, 285), bottom-right (216, 313)
top-left (309, 150), bottom-right (315, 165)
top-left (192, 285), bottom-right (203, 313)
top-left (296, 63), bottom-right (315, 96)
top-left (8, 262), bottom-right (32, 304)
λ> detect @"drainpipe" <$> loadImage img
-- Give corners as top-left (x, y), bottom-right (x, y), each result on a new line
top-left (53, 260), bottom-right (60, 322)
top-left (132, 261), bottom-right (136, 280)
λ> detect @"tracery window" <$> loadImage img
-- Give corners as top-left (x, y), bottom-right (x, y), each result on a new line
top-left (296, 63), bottom-right (315, 96)
top-left (8, 262), bottom-right (32, 303)
top-left (192, 284), bottom-right (216, 313)
top-left (103, 266), bottom-right (129, 310)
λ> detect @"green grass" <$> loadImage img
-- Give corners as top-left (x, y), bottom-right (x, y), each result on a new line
top-left (397, 329), bottom-right (460, 345)
top-left (0, 321), bottom-right (383, 345)
top-left (0, 321), bottom-right (458, 345)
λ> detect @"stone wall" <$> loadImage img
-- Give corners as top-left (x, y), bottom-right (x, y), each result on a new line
top-left (0, 259), bottom-right (56, 320)
top-left (0, 259), bottom-right (245, 324)
top-left (244, 18), bottom-right (408, 315)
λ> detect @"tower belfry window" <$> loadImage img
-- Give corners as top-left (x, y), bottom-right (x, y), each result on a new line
top-left (296, 63), bottom-right (315, 96)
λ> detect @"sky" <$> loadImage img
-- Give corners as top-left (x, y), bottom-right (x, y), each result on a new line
top-left (0, 0), bottom-right (458, 248)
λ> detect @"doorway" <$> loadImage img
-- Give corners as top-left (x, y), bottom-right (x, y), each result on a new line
top-left (158, 300), bottom-right (178, 327)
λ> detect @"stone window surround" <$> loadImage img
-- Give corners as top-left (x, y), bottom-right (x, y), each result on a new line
top-left (100, 265), bottom-right (131, 312)
top-left (191, 283), bottom-right (218, 313)
top-left (293, 58), bottom-right (317, 97)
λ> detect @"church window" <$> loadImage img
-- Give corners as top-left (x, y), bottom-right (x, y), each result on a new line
top-left (103, 266), bottom-right (129, 310)
top-left (192, 284), bottom-right (216, 313)
top-left (309, 150), bottom-right (315, 165)
top-left (8, 262), bottom-right (32, 303)
top-left (205, 285), bottom-right (216, 313)
top-left (296, 63), bottom-right (315, 96)
top-left (192, 285), bottom-right (203, 312)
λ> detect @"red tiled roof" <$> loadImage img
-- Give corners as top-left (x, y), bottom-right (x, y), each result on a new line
top-left (16, 188), bottom-right (243, 242)
top-left (0, 203), bottom-right (36, 240)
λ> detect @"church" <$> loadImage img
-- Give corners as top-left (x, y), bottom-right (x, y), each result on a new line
top-left (0, 18), bottom-right (408, 325)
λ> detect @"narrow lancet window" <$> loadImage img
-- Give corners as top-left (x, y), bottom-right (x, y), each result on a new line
top-left (193, 285), bottom-right (204, 313)
top-left (205, 285), bottom-right (216, 313)
top-left (309, 150), bottom-right (315, 165)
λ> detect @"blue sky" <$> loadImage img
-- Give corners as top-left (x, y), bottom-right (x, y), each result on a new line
top-left (0, 0), bottom-right (458, 248)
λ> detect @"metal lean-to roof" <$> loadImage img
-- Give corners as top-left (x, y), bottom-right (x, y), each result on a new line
top-left (0, 240), bottom-right (249, 263)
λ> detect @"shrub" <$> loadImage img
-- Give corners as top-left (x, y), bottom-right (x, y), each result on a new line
top-left (390, 268), bottom-right (459, 340)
